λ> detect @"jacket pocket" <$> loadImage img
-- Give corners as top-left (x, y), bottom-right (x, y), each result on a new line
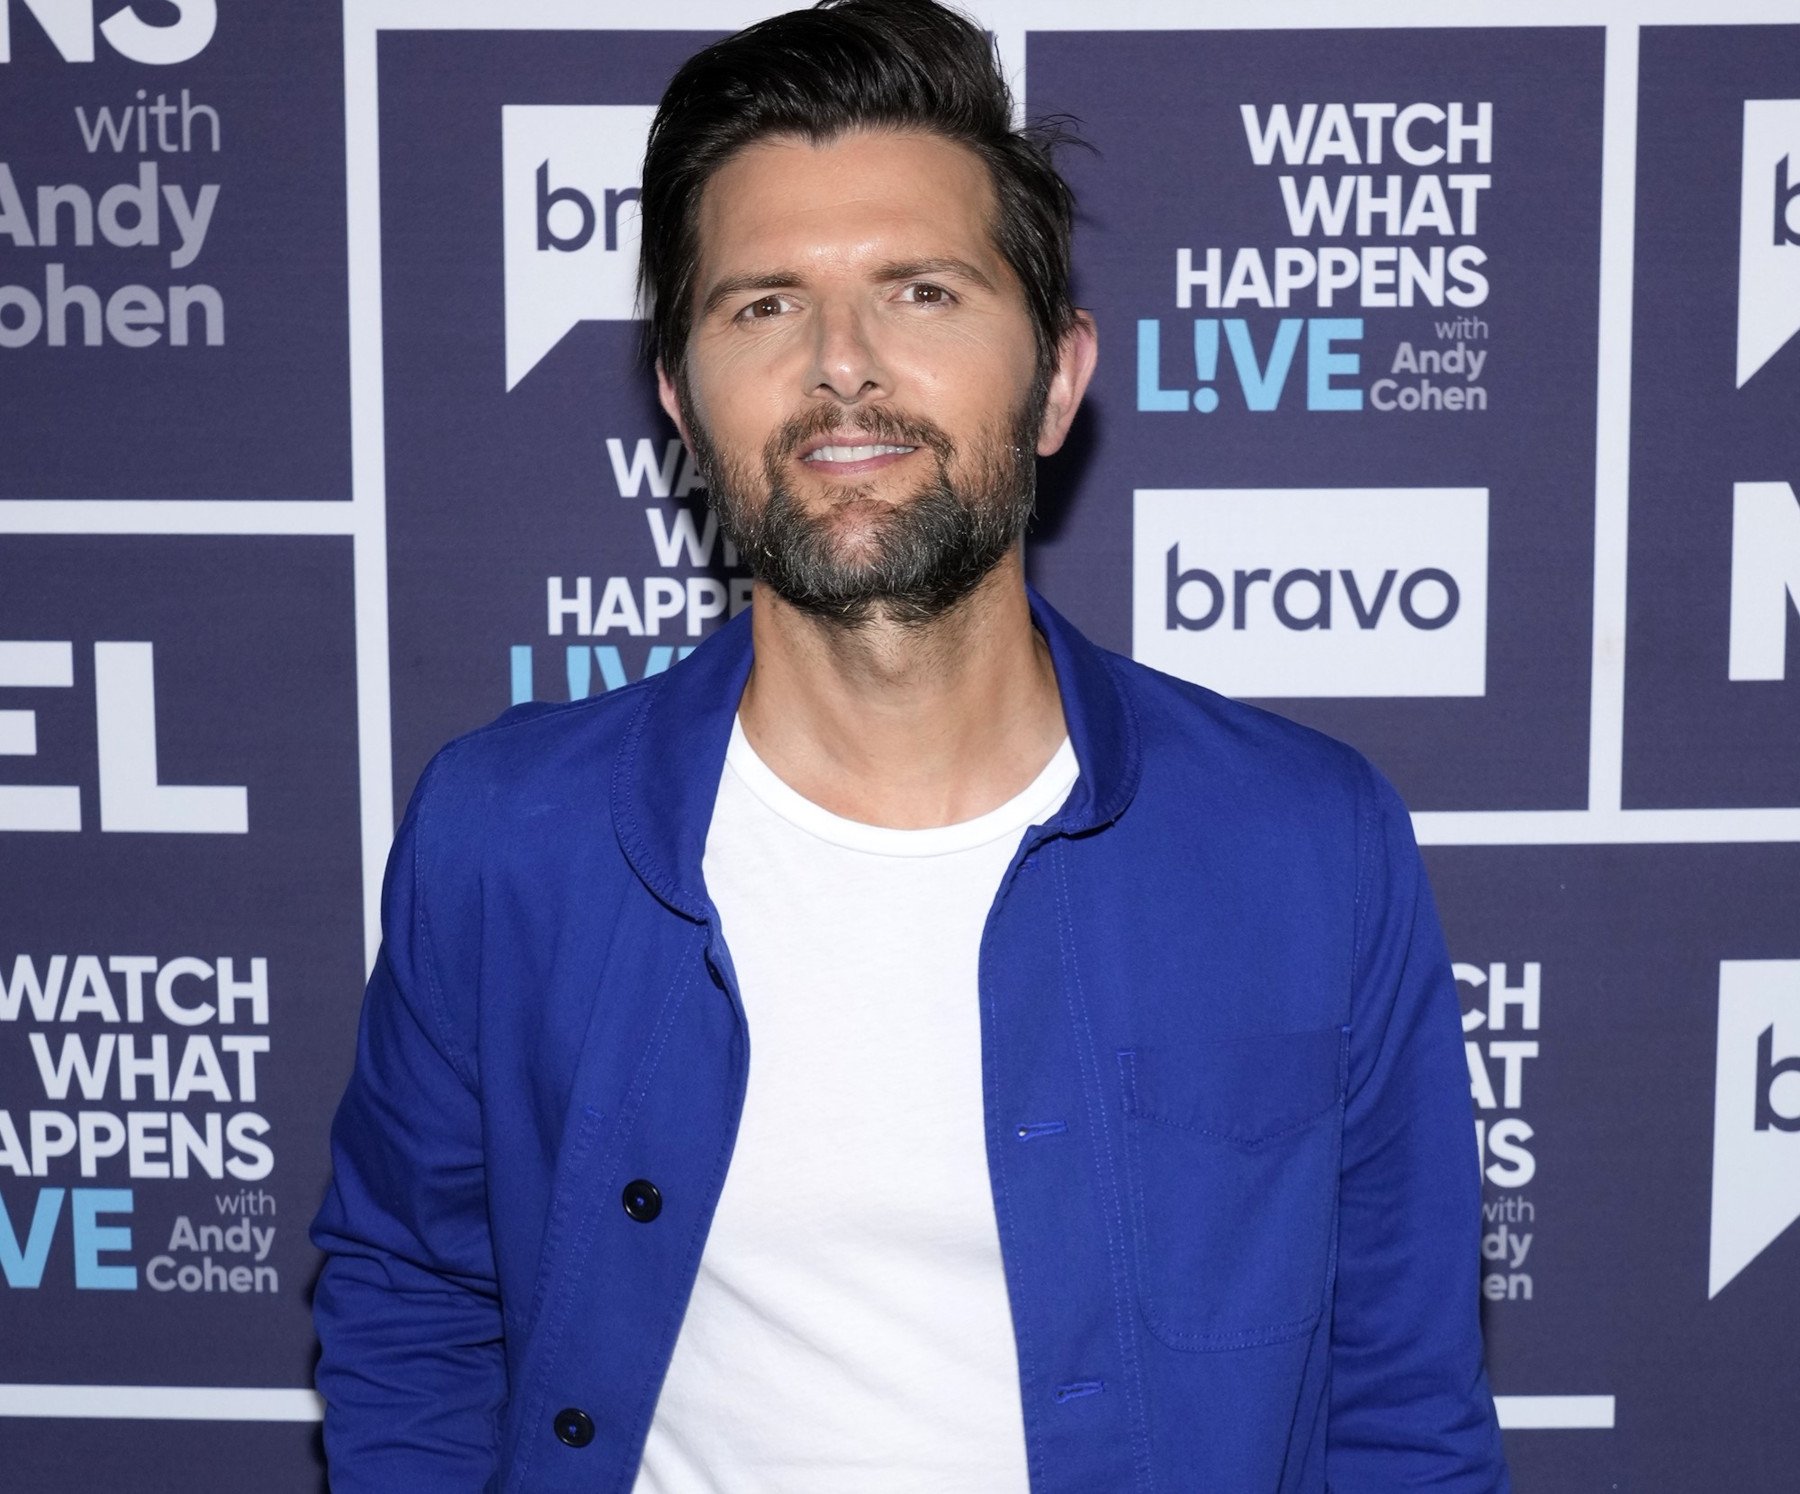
top-left (1117, 1026), bottom-right (1347, 1351)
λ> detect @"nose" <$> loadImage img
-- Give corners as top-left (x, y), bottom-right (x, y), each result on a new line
top-left (807, 297), bottom-right (888, 405)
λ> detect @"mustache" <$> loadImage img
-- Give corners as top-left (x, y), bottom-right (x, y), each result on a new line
top-left (762, 403), bottom-right (957, 466)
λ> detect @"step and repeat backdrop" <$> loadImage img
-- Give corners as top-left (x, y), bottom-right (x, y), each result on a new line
top-left (2, 1), bottom-right (1797, 1489)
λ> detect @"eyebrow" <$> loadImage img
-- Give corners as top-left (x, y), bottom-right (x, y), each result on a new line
top-left (699, 256), bottom-right (999, 319)
top-left (700, 270), bottom-right (806, 320)
top-left (875, 257), bottom-right (998, 292)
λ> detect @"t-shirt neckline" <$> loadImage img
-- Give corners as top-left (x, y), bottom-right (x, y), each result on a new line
top-left (723, 716), bottom-right (1077, 859)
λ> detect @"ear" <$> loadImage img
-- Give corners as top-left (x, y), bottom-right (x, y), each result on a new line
top-left (656, 358), bottom-right (693, 446)
top-left (1035, 310), bottom-right (1098, 458)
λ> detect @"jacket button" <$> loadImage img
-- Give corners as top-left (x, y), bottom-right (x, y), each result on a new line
top-left (553, 1407), bottom-right (594, 1447)
top-left (622, 1178), bottom-right (662, 1222)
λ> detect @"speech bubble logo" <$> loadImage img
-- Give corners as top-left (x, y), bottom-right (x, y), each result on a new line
top-left (1737, 100), bottom-right (1800, 389)
top-left (502, 104), bottom-right (657, 391)
top-left (1709, 960), bottom-right (1800, 1297)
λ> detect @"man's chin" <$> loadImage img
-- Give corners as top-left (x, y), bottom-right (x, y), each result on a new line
top-left (804, 507), bottom-right (915, 572)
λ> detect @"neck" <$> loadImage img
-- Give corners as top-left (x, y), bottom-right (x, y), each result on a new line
top-left (737, 552), bottom-right (1067, 828)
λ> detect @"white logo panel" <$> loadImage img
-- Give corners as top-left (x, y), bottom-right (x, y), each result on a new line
top-left (1132, 487), bottom-right (1488, 698)
top-left (501, 103), bottom-right (656, 391)
top-left (1710, 960), bottom-right (1800, 1299)
top-left (1738, 100), bottom-right (1800, 389)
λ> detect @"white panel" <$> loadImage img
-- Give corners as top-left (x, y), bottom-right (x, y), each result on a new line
top-left (1729, 482), bottom-right (1800, 681)
top-left (501, 104), bottom-right (657, 390)
top-left (0, 640), bottom-right (74, 687)
top-left (1737, 100), bottom-right (1800, 388)
top-left (1494, 1394), bottom-right (1616, 1430)
top-left (0, 709), bottom-right (38, 754)
top-left (93, 642), bottom-right (248, 835)
top-left (1134, 487), bottom-right (1487, 697)
top-left (0, 1384), bottom-right (323, 1422)
top-left (0, 784), bottom-right (81, 831)
top-left (1710, 961), bottom-right (1800, 1298)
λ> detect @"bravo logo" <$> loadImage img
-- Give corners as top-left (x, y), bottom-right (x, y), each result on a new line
top-left (1132, 487), bottom-right (1488, 697)
top-left (0, 0), bottom-right (215, 64)
top-left (0, 641), bottom-right (246, 834)
top-left (502, 103), bottom-right (656, 391)
top-left (1738, 100), bottom-right (1800, 388)
top-left (1710, 960), bottom-right (1800, 1297)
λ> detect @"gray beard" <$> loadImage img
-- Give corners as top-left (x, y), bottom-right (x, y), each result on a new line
top-left (683, 381), bottom-right (1045, 629)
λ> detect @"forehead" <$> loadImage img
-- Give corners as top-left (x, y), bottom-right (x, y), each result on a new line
top-left (693, 128), bottom-right (1003, 275)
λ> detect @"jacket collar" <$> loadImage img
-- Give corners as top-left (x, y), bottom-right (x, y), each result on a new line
top-left (612, 586), bottom-right (1142, 921)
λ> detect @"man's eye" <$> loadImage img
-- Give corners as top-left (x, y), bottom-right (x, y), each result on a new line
top-left (738, 295), bottom-right (790, 320)
top-left (903, 283), bottom-right (952, 305)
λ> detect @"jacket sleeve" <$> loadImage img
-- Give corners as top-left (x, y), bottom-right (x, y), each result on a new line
top-left (309, 747), bottom-right (505, 1491)
top-left (1325, 764), bottom-right (1510, 1491)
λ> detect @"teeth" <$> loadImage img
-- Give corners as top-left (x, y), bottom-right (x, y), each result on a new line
top-left (804, 444), bottom-right (914, 463)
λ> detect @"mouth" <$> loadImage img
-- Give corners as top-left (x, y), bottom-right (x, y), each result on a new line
top-left (797, 433), bottom-right (920, 476)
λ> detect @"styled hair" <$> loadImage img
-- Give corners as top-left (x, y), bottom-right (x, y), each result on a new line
top-left (638, 0), bottom-right (1081, 378)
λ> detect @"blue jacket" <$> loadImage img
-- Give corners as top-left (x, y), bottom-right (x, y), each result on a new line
top-left (311, 591), bottom-right (1508, 1493)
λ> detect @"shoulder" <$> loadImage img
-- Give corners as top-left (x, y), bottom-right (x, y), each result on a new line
top-left (381, 681), bottom-right (665, 1007)
top-left (407, 675), bottom-right (658, 827)
top-left (386, 679), bottom-right (670, 935)
top-left (1094, 652), bottom-right (1426, 1012)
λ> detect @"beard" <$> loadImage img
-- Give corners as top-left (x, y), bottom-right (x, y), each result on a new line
top-left (679, 375), bottom-right (1046, 629)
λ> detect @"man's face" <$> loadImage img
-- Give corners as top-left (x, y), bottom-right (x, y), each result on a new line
top-left (659, 128), bottom-right (1067, 627)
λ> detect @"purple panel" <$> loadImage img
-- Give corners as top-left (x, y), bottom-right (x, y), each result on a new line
top-left (1428, 842), bottom-right (1800, 1491)
top-left (1027, 28), bottom-right (1604, 811)
top-left (0, 7), bottom-right (348, 499)
top-left (0, 538), bottom-right (361, 1403)
top-left (8, 1418), bottom-right (323, 1494)
top-left (1623, 25), bottom-right (1800, 808)
top-left (378, 31), bottom-right (734, 810)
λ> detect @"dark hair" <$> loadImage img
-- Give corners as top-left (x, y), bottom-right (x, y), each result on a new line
top-left (638, 0), bottom-right (1081, 378)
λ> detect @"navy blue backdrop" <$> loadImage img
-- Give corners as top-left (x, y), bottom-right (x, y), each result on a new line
top-left (3, 4), bottom-right (1797, 1489)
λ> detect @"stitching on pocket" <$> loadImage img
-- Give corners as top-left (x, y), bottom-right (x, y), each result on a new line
top-left (1129, 1098), bottom-right (1341, 1149)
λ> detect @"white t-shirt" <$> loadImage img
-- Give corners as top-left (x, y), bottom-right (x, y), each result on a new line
top-left (631, 719), bottom-right (1078, 1494)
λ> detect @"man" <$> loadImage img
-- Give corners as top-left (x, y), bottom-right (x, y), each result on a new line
top-left (311, 1), bottom-right (1510, 1489)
